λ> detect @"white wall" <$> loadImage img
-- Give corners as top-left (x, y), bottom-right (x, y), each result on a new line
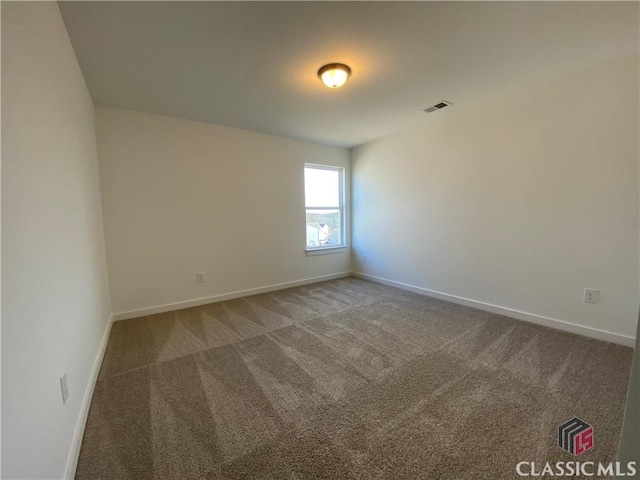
top-left (352, 54), bottom-right (639, 344)
top-left (1, 3), bottom-right (112, 479)
top-left (96, 107), bottom-right (350, 317)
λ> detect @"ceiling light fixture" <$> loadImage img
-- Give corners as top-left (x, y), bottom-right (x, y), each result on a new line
top-left (318, 63), bottom-right (351, 88)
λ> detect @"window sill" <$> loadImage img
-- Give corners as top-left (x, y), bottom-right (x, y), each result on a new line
top-left (305, 246), bottom-right (348, 256)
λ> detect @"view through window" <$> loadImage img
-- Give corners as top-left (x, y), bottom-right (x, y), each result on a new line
top-left (304, 165), bottom-right (344, 249)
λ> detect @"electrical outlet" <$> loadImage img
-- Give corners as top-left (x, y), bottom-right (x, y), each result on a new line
top-left (60, 373), bottom-right (69, 404)
top-left (197, 272), bottom-right (205, 283)
top-left (362, 255), bottom-right (367, 264)
top-left (584, 288), bottom-right (599, 304)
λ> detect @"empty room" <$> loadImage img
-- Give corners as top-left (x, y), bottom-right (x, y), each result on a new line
top-left (2, 1), bottom-right (639, 479)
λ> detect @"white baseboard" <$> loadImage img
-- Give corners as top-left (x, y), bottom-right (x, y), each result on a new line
top-left (111, 270), bottom-right (635, 346)
top-left (64, 314), bottom-right (113, 480)
top-left (112, 272), bottom-right (352, 321)
top-left (353, 272), bottom-right (635, 347)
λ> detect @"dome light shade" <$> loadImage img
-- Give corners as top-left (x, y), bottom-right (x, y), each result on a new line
top-left (318, 63), bottom-right (351, 88)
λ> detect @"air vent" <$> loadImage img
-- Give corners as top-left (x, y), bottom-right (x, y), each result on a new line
top-left (422, 100), bottom-right (452, 113)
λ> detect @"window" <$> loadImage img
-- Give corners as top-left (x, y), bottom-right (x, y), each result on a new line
top-left (304, 164), bottom-right (345, 250)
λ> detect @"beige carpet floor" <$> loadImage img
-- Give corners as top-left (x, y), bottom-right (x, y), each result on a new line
top-left (76, 277), bottom-right (633, 479)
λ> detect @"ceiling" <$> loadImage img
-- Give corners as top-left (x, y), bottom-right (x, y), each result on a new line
top-left (59, 1), bottom-right (639, 148)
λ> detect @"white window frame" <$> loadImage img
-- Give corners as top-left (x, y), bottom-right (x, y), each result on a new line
top-left (304, 163), bottom-right (346, 254)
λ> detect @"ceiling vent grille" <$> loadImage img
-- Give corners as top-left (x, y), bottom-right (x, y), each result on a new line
top-left (423, 100), bottom-right (452, 113)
